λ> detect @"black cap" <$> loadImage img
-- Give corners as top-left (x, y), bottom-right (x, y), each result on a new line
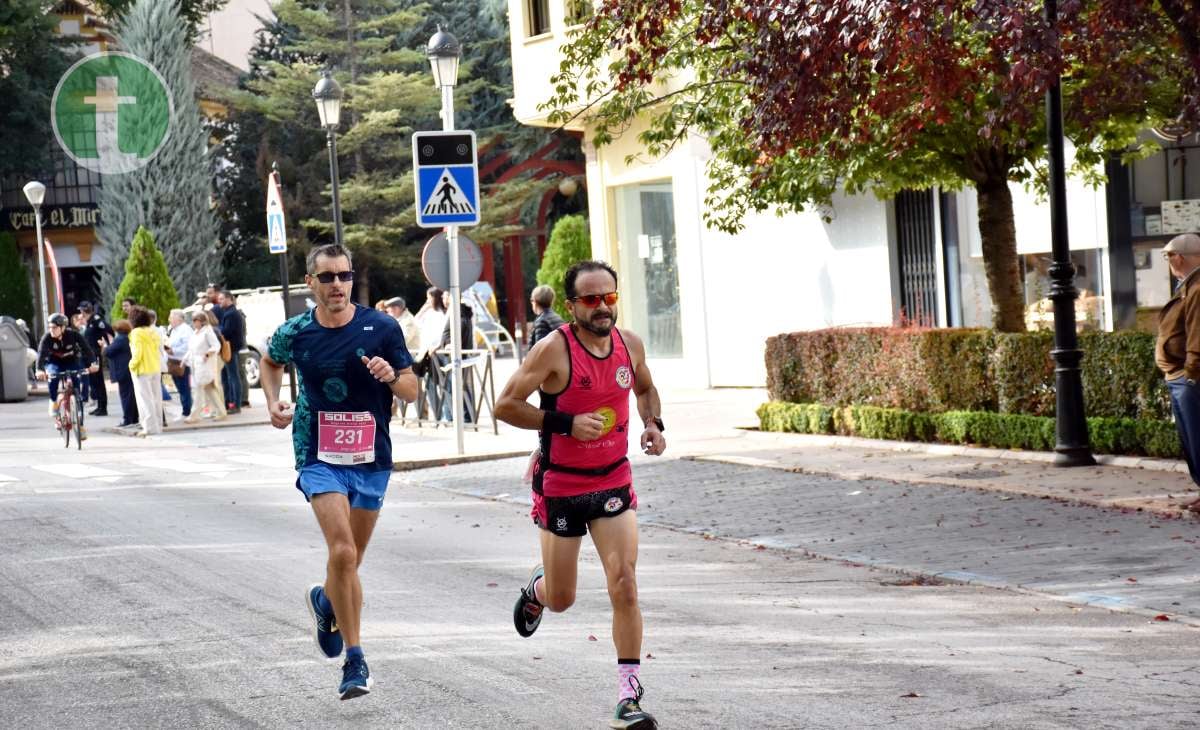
top-left (78, 300), bottom-right (94, 311)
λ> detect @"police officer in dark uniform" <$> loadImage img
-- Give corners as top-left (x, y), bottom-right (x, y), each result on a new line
top-left (78, 301), bottom-right (114, 416)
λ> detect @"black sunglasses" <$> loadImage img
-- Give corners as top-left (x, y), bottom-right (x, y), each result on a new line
top-left (313, 270), bottom-right (355, 284)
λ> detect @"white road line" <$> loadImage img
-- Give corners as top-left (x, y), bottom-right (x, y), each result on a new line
top-left (0, 474), bottom-right (18, 482)
top-left (129, 459), bottom-right (238, 474)
top-left (224, 454), bottom-right (295, 469)
top-left (31, 464), bottom-right (124, 479)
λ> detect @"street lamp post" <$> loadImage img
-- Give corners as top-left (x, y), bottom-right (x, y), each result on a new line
top-left (427, 26), bottom-right (466, 455)
top-left (1044, 0), bottom-right (1095, 467)
top-left (312, 71), bottom-right (345, 246)
top-left (22, 181), bottom-right (49, 336)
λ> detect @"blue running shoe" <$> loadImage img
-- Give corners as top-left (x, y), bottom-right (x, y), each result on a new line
top-left (338, 655), bottom-right (372, 700)
top-left (305, 584), bottom-right (343, 659)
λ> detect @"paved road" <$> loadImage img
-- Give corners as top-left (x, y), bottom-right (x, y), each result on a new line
top-left (0, 406), bottom-right (1198, 727)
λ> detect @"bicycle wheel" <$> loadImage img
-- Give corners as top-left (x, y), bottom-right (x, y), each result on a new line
top-left (74, 392), bottom-right (85, 450)
top-left (62, 394), bottom-right (72, 448)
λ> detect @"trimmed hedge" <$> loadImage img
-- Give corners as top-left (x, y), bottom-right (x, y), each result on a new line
top-left (765, 327), bottom-right (1169, 421)
top-left (757, 401), bottom-right (1181, 459)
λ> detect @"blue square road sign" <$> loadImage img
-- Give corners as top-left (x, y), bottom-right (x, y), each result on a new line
top-left (413, 131), bottom-right (480, 228)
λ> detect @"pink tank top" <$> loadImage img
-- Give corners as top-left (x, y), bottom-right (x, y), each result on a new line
top-left (535, 324), bottom-right (635, 497)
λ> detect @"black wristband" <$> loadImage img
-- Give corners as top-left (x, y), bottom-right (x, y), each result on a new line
top-left (543, 410), bottom-right (573, 435)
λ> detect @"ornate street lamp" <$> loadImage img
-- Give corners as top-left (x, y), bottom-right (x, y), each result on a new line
top-left (22, 181), bottom-right (50, 335)
top-left (312, 70), bottom-right (345, 246)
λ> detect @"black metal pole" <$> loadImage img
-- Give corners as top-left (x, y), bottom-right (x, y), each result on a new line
top-left (1045, 0), bottom-right (1095, 467)
top-left (327, 128), bottom-right (344, 246)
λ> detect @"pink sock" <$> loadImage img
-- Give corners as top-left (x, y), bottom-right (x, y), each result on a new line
top-left (533, 576), bottom-right (546, 605)
top-left (618, 660), bottom-right (641, 701)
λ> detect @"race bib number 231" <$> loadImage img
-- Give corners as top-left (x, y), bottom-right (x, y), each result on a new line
top-left (317, 411), bottom-right (376, 465)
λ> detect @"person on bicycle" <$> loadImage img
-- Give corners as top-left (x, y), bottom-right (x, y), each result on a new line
top-left (36, 313), bottom-right (99, 420)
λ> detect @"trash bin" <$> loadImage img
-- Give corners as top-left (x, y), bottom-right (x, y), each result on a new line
top-left (0, 316), bottom-right (30, 402)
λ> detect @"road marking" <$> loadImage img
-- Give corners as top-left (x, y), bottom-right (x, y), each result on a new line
top-left (225, 454), bottom-right (295, 469)
top-left (32, 464), bottom-right (124, 479)
top-left (0, 474), bottom-right (18, 482)
top-left (130, 459), bottom-right (238, 474)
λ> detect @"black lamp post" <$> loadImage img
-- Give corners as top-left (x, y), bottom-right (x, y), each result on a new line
top-left (312, 70), bottom-right (345, 246)
top-left (1044, 0), bottom-right (1095, 467)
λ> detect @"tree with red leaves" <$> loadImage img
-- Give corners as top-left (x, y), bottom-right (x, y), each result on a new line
top-left (546, 1), bottom-right (1197, 331)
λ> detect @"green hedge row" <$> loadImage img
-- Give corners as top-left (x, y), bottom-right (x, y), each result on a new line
top-left (764, 328), bottom-right (1170, 421)
top-left (757, 401), bottom-right (1181, 459)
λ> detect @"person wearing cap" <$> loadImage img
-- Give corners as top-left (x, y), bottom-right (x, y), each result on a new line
top-left (1156, 232), bottom-right (1200, 511)
top-left (384, 296), bottom-right (420, 355)
top-left (78, 301), bottom-right (114, 416)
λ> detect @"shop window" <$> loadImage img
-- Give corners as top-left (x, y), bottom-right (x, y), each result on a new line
top-left (615, 182), bottom-right (682, 357)
top-left (1021, 250), bottom-right (1107, 331)
top-left (527, 0), bottom-right (551, 37)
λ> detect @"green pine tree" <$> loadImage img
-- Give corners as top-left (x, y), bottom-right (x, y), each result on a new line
top-left (0, 0), bottom-right (73, 180)
top-left (113, 226), bottom-right (180, 323)
top-left (0, 233), bottom-right (35, 324)
top-left (96, 0), bottom-right (221, 313)
top-left (536, 215), bottom-right (591, 319)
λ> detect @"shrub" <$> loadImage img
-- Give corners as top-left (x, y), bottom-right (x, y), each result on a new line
top-left (757, 401), bottom-right (1180, 458)
top-left (112, 226), bottom-right (180, 324)
top-left (0, 233), bottom-right (34, 324)
top-left (535, 214), bottom-right (592, 319)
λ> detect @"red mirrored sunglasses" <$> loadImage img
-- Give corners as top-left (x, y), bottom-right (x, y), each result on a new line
top-left (572, 291), bottom-right (619, 307)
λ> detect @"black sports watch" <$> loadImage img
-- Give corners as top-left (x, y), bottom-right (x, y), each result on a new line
top-left (648, 417), bottom-right (664, 432)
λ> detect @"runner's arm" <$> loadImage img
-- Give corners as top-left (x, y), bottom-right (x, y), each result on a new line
top-left (495, 335), bottom-right (565, 432)
top-left (261, 354), bottom-right (285, 407)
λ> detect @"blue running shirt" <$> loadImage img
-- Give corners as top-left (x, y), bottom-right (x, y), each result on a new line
top-left (268, 304), bottom-right (413, 472)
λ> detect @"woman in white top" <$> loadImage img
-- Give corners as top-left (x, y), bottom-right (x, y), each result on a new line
top-left (165, 309), bottom-right (193, 420)
top-left (184, 310), bottom-right (226, 423)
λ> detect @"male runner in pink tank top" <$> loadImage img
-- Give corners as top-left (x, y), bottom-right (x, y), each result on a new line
top-left (496, 260), bottom-right (665, 730)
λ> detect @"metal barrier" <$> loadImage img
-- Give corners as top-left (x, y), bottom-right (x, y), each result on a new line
top-left (399, 347), bottom-right (497, 434)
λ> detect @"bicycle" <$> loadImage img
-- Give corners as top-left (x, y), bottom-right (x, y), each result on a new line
top-left (51, 369), bottom-right (89, 450)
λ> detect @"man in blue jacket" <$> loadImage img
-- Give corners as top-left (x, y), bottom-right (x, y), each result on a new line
top-left (218, 290), bottom-right (247, 414)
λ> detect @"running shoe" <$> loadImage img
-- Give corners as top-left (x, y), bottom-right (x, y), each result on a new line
top-left (338, 655), bottom-right (372, 700)
top-left (513, 564), bottom-right (545, 637)
top-left (305, 584), bottom-right (343, 659)
top-left (610, 678), bottom-right (657, 729)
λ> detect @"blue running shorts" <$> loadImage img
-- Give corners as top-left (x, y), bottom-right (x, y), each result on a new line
top-left (296, 463), bottom-right (391, 511)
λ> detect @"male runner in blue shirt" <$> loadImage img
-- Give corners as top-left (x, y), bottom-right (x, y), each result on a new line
top-left (260, 243), bottom-right (418, 700)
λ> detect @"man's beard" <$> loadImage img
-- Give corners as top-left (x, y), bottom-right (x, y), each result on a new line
top-left (577, 310), bottom-right (616, 336)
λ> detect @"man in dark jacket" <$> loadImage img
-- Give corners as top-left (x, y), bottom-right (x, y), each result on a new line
top-left (529, 285), bottom-right (565, 348)
top-left (104, 319), bottom-right (138, 427)
top-left (78, 301), bottom-right (114, 416)
top-left (218, 290), bottom-right (247, 413)
top-left (1157, 233), bottom-right (1200, 512)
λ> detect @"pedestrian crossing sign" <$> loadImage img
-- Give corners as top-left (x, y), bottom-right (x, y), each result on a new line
top-left (412, 130), bottom-right (480, 228)
top-left (266, 170), bottom-right (287, 254)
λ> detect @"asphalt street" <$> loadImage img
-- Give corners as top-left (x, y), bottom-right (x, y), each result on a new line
top-left (1, 401), bottom-right (1198, 728)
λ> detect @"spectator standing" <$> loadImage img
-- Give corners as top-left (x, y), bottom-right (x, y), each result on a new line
top-left (218, 290), bottom-right (247, 413)
top-left (165, 309), bottom-right (193, 422)
top-left (78, 301), bottom-right (114, 416)
top-left (437, 298), bottom-right (475, 422)
top-left (105, 319), bottom-right (138, 427)
top-left (128, 306), bottom-right (164, 436)
top-left (385, 296), bottom-right (421, 355)
top-left (121, 297), bottom-right (136, 317)
top-left (1157, 233), bottom-right (1200, 512)
top-left (185, 310), bottom-right (226, 423)
top-left (528, 285), bottom-right (565, 348)
top-left (206, 284), bottom-right (224, 320)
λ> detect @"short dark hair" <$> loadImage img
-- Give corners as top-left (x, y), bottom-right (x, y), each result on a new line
top-left (564, 260), bottom-right (618, 300)
top-left (306, 243), bottom-right (353, 274)
top-left (129, 305), bottom-right (152, 328)
top-left (113, 319), bottom-right (132, 334)
top-left (122, 297), bottom-right (137, 306)
top-left (531, 285), bottom-right (555, 310)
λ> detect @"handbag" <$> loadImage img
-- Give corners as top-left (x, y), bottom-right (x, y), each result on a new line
top-left (219, 334), bottom-right (232, 364)
top-left (167, 358), bottom-right (186, 377)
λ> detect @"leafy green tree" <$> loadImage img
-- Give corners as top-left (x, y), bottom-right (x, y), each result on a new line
top-left (91, 0), bottom-right (229, 44)
top-left (0, 233), bottom-right (35, 323)
top-left (0, 0), bottom-right (72, 179)
top-left (536, 214), bottom-right (591, 319)
top-left (547, 1), bottom-right (1193, 332)
top-left (113, 226), bottom-right (180, 323)
top-left (96, 0), bottom-right (221, 312)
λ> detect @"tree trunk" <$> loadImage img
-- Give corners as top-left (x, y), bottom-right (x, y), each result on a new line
top-left (974, 176), bottom-right (1027, 332)
top-left (356, 262), bottom-right (371, 306)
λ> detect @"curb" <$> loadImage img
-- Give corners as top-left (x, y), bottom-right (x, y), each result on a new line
top-left (745, 431), bottom-right (1190, 474)
top-left (392, 450), bottom-right (529, 472)
top-left (412, 479), bottom-right (1200, 629)
top-left (102, 415), bottom-right (269, 436)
